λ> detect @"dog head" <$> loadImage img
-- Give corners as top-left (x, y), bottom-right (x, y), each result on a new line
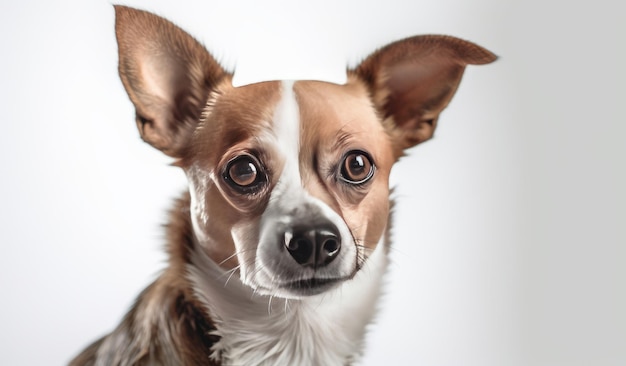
top-left (114, 6), bottom-right (496, 298)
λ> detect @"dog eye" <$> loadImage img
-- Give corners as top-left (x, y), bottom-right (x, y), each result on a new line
top-left (224, 155), bottom-right (266, 191)
top-left (339, 150), bottom-right (375, 185)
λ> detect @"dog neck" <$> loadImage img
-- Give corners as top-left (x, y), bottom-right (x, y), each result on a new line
top-left (184, 195), bottom-right (391, 365)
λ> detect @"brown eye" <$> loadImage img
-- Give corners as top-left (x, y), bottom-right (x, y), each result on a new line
top-left (339, 150), bottom-right (375, 185)
top-left (224, 155), bottom-right (266, 192)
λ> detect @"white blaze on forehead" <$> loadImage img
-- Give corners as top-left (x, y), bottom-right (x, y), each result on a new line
top-left (248, 81), bottom-right (360, 296)
top-left (272, 81), bottom-right (301, 183)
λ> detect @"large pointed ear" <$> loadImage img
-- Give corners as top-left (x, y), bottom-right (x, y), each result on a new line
top-left (114, 5), bottom-right (229, 157)
top-left (352, 35), bottom-right (496, 154)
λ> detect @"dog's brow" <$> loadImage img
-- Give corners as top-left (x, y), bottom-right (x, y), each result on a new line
top-left (331, 126), bottom-right (364, 153)
top-left (333, 131), bottom-right (351, 152)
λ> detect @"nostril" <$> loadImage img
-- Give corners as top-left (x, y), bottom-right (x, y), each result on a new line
top-left (322, 238), bottom-right (340, 256)
top-left (286, 237), bottom-right (303, 251)
top-left (317, 229), bottom-right (341, 266)
top-left (285, 234), bottom-right (314, 265)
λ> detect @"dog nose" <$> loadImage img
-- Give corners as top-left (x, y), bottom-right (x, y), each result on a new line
top-left (285, 226), bottom-right (341, 267)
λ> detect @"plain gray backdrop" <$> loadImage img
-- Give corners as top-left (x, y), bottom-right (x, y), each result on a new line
top-left (0, 0), bottom-right (624, 365)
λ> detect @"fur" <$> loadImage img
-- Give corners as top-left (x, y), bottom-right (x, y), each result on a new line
top-left (70, 5), bottom-right (495, 366)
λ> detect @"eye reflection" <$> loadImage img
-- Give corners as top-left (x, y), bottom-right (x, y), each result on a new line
top-left (339, 151), bottom-right (375, 185)
top-left (224, 155), bottom-right (266, 192)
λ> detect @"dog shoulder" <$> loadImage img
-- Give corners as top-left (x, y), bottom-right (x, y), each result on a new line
top-left (69, 276), bottom-right (220, 366)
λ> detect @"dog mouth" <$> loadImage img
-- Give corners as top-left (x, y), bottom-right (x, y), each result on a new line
top-left (276, 276), bottom-right (347, 296)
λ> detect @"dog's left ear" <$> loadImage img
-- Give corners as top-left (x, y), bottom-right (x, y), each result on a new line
top-left (353, 35), bottom-right (496, 155)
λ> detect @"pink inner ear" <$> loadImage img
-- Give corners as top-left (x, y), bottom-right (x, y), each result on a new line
top-left (384, 61), bottom-right (464, 127)
top-left (139, 57), bottom-right (179, 110)
top-left (115, 5), bottom-right (230, 157)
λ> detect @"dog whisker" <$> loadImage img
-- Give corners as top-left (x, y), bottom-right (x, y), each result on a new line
top-left (218, 252), bottom-right (239, 266)
top-left (283, 298), bottom-right (290, 315)
top-left (218, 247), bottom-right (257, 266)
top-left (223, 265), bottom-right (241, 287)
top-left (267, 295), bottom-right (274, 316)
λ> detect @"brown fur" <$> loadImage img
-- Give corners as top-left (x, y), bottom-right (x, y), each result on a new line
top-left (182, 80), bottom-right (284, 269)
top-left (295, 79), bottom-right (394, 252)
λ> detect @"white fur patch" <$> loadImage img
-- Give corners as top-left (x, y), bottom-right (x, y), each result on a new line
top-left (188, 234), bottom-right (388, 366)
top-left (273, 81), bottom-right (301, 182)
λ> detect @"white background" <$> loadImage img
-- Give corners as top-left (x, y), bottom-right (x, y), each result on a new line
top-left (0, 0), bottom-right (624, 365)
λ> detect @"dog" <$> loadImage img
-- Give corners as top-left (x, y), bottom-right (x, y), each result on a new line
top-left (70, 5), bottom-right (495, 366)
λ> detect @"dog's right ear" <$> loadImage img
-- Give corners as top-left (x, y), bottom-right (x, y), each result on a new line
top-left (114, 5), bottom-right (229, 157)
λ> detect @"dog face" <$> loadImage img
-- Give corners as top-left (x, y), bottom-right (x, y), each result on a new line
top-left (182, 79), bottom-right (395, 298)
top-left (114, 6), bottom-right (495, 298)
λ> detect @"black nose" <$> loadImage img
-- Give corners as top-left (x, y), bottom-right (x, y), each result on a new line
top-left (285, 226), bottom-right (341, 268)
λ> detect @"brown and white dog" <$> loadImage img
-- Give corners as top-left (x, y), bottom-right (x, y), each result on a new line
top-left (70, 5), bottom-right (495, 366)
